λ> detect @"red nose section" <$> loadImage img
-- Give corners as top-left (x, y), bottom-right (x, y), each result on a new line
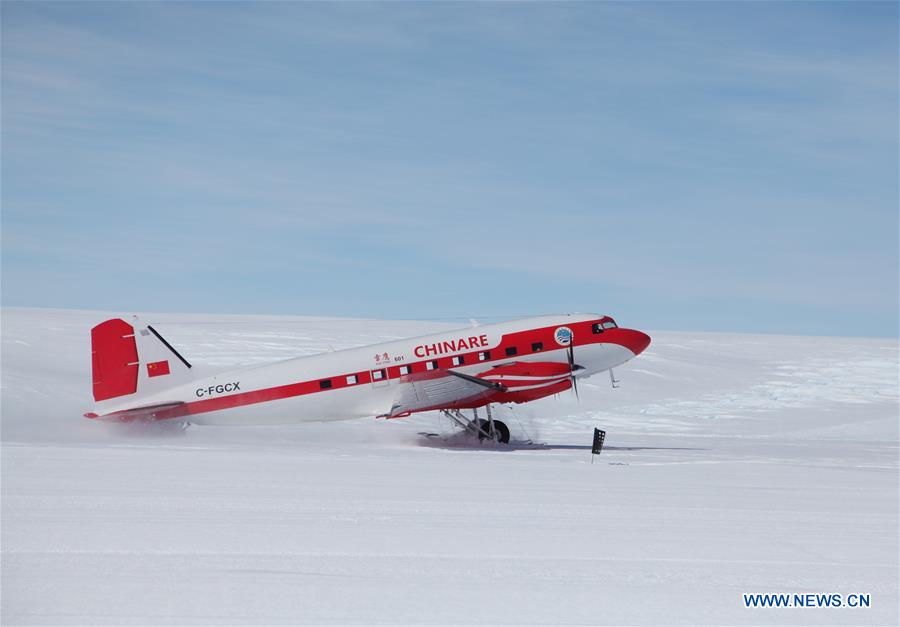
top-left (608, 328), bottom-right (651, 356)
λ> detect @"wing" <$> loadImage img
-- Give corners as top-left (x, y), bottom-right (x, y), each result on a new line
top-left (383, 369), bottom-right (504, 418)
top-left (383, 361), bottom-right (574, 418)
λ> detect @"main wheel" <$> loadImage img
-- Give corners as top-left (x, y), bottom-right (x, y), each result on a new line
top-left (476, 419), bottom-right (510, 444)
top-left (491, 420), bottom-right (510, 444)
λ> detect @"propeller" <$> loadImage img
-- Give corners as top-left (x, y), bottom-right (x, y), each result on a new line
top-left (566, 337), bottom-right (584, 400)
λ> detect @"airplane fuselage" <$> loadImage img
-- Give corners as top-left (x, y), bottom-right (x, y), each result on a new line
top-left (89, 313), bottom-right (651, 425)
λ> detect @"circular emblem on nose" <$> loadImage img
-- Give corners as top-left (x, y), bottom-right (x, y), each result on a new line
top-left (554, 326), bottom-right (573, 346)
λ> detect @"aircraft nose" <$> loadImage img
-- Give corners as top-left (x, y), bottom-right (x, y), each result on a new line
top-left (609, 328), bottom-right (651, 356)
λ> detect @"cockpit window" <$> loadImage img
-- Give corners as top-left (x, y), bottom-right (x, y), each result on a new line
top-left (593, 317), bottom-right (618, 333)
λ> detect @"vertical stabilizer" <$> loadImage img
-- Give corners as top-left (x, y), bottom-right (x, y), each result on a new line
top-left (90, 316), bottom-right (195, 404)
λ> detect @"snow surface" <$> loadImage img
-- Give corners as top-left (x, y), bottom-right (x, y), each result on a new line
top-left (2, 307), bottom-right (898, 625)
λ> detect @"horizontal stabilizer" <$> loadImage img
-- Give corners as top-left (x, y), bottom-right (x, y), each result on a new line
top-left (85, 401), bottom-right (186, 422)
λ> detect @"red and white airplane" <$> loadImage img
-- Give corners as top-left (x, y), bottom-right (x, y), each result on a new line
top-left (85, 314), bottom-right (651, 443)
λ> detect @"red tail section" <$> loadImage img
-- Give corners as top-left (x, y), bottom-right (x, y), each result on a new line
top-left (91, 319), bottom-right (139, 401)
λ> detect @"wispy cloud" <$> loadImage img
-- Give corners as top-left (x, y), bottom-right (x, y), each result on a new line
top-left (1, 2), bottom-right (897, 335)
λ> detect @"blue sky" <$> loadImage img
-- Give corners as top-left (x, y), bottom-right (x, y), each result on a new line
top-left (2, 2), bottom-right (897, 336)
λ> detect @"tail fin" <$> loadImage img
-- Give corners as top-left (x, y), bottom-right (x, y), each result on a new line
top-left (91, 316), bottom-right (194, 403)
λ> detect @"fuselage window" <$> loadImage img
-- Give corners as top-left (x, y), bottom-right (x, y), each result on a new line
top-left (345, 375), bottom-right (358, 385)
top-left (319, 379), bottom-right (332, 389)
top-left (532, 342), bottom-right (543, 352)
top-left (478, 351), bottom-right (490, 361)
top-left (426, 360), bottom-right (438, 371)
top-left (399, 365), bottom-right (411, 375)
top-left (372, 369), bottom-right (385, 381)
top-left (592, 323), bottom-right (604, 334)
top-left (452, 355), bottom-right (464, 366)
top-left (505, 346), bottom-right (518, 356)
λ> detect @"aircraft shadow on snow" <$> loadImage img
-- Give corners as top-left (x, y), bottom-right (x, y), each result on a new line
top-left (415, 432), bottom-right (707, 453)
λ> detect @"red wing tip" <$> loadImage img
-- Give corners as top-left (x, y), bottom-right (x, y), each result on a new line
top-left (84, 412), bottom-right (99, 419)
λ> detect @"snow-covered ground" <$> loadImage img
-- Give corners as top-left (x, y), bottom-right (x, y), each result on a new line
top-left (2, 307), bottom-right (897, 625)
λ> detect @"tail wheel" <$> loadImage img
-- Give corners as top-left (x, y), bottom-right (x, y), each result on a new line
top-left (477, 418), bottom-right (510, 444)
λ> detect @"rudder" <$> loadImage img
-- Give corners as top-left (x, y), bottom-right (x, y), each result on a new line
top-left (91, 319), bottom-right (140, 401)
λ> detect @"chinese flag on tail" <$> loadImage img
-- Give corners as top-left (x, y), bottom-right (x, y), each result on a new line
top-left (147, 360), bottom-right (170, 377)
